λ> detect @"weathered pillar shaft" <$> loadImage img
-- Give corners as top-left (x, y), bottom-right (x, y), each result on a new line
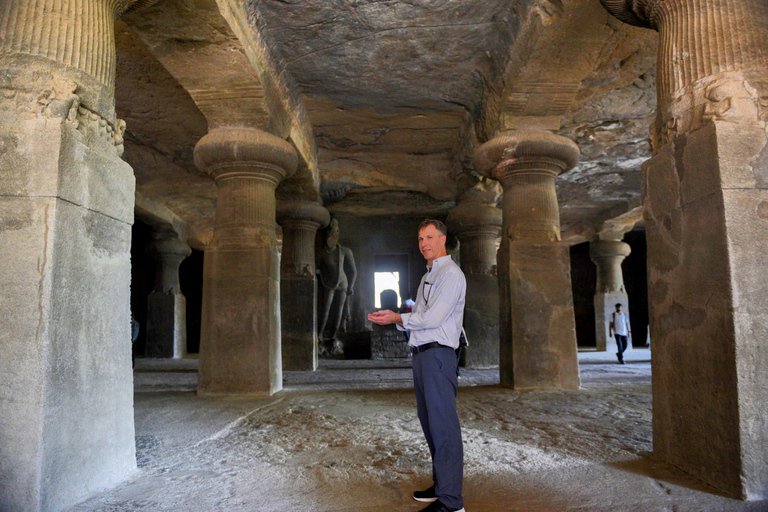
top-left (590, 240), bottom-right (631, 352)
top-left (498, 160), bottom-right (561, 241)
top-left (447, 201), bottom-right (501, 367)
top-left (474, 130), bottom-right (581, 390)
top-left (277, 201), bottom-right (329, 371)
top-left (0, 1), bottom-right (137, 510)
top-left (194, 127), bottom-right (297, 396)
top-left (601, 0), bottom-right (768, 499)
top-left (146, 239), bottom-right (191, 359)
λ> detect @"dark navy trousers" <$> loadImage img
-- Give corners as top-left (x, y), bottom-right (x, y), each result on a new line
top-left (412, 345), bottom-right (464, 510)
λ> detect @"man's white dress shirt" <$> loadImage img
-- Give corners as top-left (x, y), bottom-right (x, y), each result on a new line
top-left (398, 255), bottom-right (466, 349)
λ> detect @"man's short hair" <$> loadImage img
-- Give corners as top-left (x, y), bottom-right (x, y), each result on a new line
top-left (615, 303), bottom-right (623, 308)
top-left (418, 219), bottom-right (447, 237)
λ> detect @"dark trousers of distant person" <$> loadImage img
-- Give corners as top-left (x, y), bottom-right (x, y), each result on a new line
top-left (615, 334), bottom-right (628, 361)
top-left (412, 345), bottom-right (463, 510)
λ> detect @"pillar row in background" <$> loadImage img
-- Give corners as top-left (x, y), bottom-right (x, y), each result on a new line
top-left (474, 130), bottom-right (580, 390)
top-left (146, 238), bottom-right (191, 358)
top-left (277, 200), bottom-right (330, 371)
top-left (589, 240), bottom-right (631, 353)
top-left (446, 201), bottom-right (501, 367)
top-left (0, 0), bottom-right (139, 510)
top-left (601, 0), bottom-right (768, 500)
top-left (194, 127), bottom-right (297, 396)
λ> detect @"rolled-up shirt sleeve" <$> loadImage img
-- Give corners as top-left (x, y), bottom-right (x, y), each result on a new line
top-left (400, 270), bottom-right (463, 331)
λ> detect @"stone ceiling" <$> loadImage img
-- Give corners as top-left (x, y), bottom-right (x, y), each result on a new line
top-left (116, 0), bottom-right (658, 248)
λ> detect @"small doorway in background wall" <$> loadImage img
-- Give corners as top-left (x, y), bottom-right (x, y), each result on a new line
top-left (374, 254), bottom-right (409, 311)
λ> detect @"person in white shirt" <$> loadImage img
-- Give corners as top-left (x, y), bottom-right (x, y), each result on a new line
top-left (368, 219), bottom-right (466, 512)
top-left (609, 303), bottom-right (631, 364)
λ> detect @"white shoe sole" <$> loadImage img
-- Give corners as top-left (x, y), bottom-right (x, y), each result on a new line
top-left (413, 496), bottom-right (438, 503)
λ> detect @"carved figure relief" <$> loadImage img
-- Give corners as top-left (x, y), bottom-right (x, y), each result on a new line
top-left (316, 218), bottom-right (357, 357)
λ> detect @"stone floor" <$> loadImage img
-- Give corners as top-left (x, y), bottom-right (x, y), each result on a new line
top-left (69, 349), bottom-right (768, 512)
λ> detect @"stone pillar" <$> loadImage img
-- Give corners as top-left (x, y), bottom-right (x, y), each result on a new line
top-left (474, 130), bottom-right (580, 390)
top-left (146, 239), bottom-right (191, 359)
top-left (589, 240), bottom-right (631, 352)
top-left (446, 202), bottom-right (502, 367)
top-left (276, 200), bottom-right (330, 371)
top-left (194, 127), bottom-right (297, 396)
top-left (601, 0), bottom-right (768, 500)
top-left (0, 1), bottom-right (137, 510)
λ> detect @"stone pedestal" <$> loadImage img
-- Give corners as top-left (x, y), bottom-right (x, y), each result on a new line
top-left (0, 1), bottom-right (138, 510)
top-left (447, 201), bottom-right (502, 367)
top-left (601, 0), bottom-right (768, 499)
top-left (146, 239), bottom-right (191, 358)
top-left (277, 201), bottom-right (330, 371)
top-left (589, 240), bottom-right (631, 352)
top-left (194, 127), bottom-right (297, 396)
top-left (474, 130), bottom-right (581, 390)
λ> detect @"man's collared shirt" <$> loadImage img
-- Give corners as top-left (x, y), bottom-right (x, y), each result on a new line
top-left (398, 255), bottom-right (466, 349)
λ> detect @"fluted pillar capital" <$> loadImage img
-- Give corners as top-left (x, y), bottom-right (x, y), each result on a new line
top-left (195, 128), bottom-right (297, 249)
top-left (590, 240), bottom-right (631, 294)
top-left (147, 238), bottom-right (190, 294)
top-left (474, 130), bottom-right (579, 242)
top-left (598, 0), bottom-right (661, 29)
top-left (446, 202), bottom-right (502, 237)
top-left (277, 200), bottom-right (329, 277)
top-left (194, 127), bottom-right (298, 186)
top-left (447, 202), bottom-right (502, 276)
top-left (589, 240), bottom-right (632, 261)
top-left (276, 200), bottom-right (331, 230)
top-left (474, 130), bottom-right (580, 184)
top-left (148, 238), bottom-right (192, 260)
top-left (600, 0), bottom-right (768, 146)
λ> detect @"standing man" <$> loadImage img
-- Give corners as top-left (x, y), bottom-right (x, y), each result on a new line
top-left (609, 303), bottom-right (631, 364)
top-left (368, 219), bottom-right (466, 512)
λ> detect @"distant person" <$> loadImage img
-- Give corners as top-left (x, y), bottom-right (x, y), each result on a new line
top-left (131, 312), bottom-right (140, 369)
top-left (368, 219), bottom-right (466, 512)
top-left (609, 303), bottom-right (631, 364)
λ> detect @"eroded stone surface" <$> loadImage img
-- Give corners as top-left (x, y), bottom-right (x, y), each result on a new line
top-left (113, 0), bottom-right (660, 233)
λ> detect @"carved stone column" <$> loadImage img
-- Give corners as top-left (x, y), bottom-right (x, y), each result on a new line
top-left (146, 239), bottom-right (191, 359)
top-left (446, 200), bottom-right (502, 367)
top-left (474, 130), bottom-right (580, 390)
top-left (277, 200), bottom-right (330, 371)
top-left (0, 1), bottom-right (138, 510)
top-left (589, 240), bottom-right (631, 352)
top-left (601, 0), bottom-right (768, 500)
top-left (194, 127), bottom-right (297, 396)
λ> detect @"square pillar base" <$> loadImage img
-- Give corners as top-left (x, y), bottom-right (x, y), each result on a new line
top-left (281, 275), bottom-right (318, 371)
top-left (464, 274), bottom-right (500, 367)
top-left (0, 120), bottom-right (136, 511)
top-left (146, 292), bottom-right (187, 358)
top-left (645, 121), bottom-right (768, 499)
top-left (500, 241), bottom-right (580, 390)
top-left (199, 245), bottom-right (282, 396)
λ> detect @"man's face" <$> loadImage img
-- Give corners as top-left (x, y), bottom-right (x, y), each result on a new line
top-left (418, 224), bottom-right (446, 263)
top-left (616, 306), bottom-right (622, 313)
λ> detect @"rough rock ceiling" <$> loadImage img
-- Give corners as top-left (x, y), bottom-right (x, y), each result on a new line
top-left (116, 0), bottom-right (658, 248)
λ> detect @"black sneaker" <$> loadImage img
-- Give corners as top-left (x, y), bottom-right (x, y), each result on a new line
top-left (413, 485), bottom-right (437, 503)
top-left (418, 499), bottom-right (466, 512)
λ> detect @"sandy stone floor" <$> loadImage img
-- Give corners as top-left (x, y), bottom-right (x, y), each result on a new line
top-left (69, 350), bottom-right (768, 512)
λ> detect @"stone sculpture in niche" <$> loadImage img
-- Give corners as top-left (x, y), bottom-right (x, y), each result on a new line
top-left (316, 218), bottom-right (357, 357)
